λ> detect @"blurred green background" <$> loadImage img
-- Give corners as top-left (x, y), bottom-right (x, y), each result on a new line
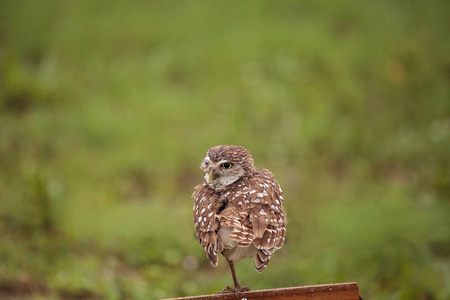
top-left (1, 1), bottom-right (449, 299)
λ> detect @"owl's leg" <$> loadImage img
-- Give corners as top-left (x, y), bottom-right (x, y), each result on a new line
top-left (219, 258), bottom-right (251, 297)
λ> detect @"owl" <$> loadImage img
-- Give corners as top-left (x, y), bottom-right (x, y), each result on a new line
top-left (192, 145), bottom-right (286, 295)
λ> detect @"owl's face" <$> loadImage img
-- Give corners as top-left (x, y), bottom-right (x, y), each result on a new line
top-left (200, 155), bottom-right (245, 187)
top-left (200, 145), bottom-right (255, 190)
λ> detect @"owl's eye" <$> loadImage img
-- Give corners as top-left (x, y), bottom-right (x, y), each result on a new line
top-left (221, 162), bottom-right (233, 169)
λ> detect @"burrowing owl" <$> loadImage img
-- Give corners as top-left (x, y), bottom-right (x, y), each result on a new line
top-left (192, 145), bottom-right (286, 295)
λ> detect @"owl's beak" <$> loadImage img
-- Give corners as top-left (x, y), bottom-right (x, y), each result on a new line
top-left (209, 171), bottom-right (219, 182)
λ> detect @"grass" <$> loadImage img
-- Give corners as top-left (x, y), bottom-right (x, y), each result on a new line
top-left (1, 0), bottom-right (449, 299)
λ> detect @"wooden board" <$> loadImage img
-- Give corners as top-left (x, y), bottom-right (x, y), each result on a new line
top-left (163, 282), bottom-right (360, 300)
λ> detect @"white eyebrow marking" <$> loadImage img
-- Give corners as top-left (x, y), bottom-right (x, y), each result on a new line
top-left (217, 159), bottom-right (231, 165)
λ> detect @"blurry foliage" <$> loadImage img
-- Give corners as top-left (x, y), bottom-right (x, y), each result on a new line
top-left (0, 0), bottom-right (449, 299)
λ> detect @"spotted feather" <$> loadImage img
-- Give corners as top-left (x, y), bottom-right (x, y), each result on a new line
top-left (192, 145), bottom-right (286, 290)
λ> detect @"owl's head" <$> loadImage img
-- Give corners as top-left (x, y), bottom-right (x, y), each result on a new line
top-left (200, 145), bottom-right (255, 189)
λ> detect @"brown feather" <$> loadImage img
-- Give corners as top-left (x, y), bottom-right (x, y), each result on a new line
top-left (192, 146), bottom-right (286, 276)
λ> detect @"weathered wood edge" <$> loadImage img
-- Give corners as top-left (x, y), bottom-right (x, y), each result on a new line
top-left (162, 282), bottom-right (360, 300)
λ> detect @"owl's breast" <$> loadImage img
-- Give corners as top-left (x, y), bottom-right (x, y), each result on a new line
top-left (220, 229), bottom-right (257, 262)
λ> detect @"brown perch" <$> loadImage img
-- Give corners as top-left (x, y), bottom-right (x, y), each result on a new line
top-left (162, 282), bottom-right (361, 300)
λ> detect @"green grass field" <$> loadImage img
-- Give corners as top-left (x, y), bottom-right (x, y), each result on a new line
top-left (1, 1), bottom-right (449, 299)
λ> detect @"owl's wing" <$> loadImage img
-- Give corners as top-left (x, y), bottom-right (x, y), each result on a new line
top-left (249, 169), bottom-right (286, 272)
top-left (220, 169), bottom-right (286, 273)
top-left (192, 183), bottom-right (223, 267)
top-left (249, 170), bottom-right (286, 242)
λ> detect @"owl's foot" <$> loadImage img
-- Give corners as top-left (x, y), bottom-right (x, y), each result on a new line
top-left (217, 285), bottom-right (251, 298)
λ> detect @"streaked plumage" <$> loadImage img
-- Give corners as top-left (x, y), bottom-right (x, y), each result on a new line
top-left (192, 145), bottom-right (286, 294)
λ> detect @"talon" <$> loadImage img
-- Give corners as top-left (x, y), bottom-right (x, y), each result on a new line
top-left (216, 286), bottom-right (234, 294)
top-left (234, 286), bottom-right (251, 298)
top-left (217, 285), bottom-right (251, 297)
top-left (240, 286), bottom-right (251, 292)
